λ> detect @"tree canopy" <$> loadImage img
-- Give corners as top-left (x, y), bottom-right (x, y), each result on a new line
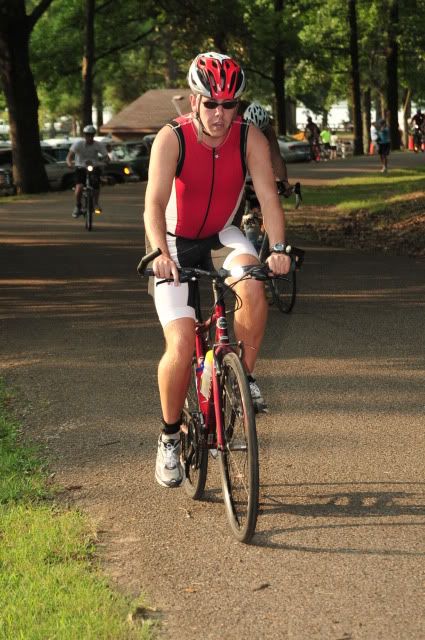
top-left (2, 0), bottom-right (425, 191)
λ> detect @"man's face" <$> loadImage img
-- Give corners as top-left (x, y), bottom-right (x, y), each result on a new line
top-left (191, 95), bottom-right (238, 138)
top-left (84, 133), bottom-right (95, 145)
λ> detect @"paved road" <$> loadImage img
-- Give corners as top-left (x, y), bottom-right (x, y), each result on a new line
top-left (1, 163), bottom-right (424, 639)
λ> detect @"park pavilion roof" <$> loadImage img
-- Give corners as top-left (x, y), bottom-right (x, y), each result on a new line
top-left (100, 88), bottom-right (192, 140)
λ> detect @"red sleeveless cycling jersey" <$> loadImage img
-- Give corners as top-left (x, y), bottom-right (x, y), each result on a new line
top-left (165, 114), bottom-right (248, 239)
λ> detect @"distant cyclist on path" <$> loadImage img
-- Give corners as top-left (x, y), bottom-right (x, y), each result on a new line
top-left (66, 124), bottom-right (109, 218)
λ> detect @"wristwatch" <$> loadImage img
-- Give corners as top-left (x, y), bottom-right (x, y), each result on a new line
top-left (270, 242), bottom-right (290, 254)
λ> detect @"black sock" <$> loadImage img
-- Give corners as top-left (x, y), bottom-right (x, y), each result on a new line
top-left (247, 374), bottom-right (255, 383)
top-left (161, 418), bottom-right (181, 436)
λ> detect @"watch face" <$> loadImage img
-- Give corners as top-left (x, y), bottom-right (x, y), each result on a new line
top-left (272, 243), bottom-right (285, 252)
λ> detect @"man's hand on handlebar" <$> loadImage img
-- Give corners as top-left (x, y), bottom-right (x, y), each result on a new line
top-left (265, 252), bottom-right (291, 275)
top-left (152, 254), bottom-right (180, 284)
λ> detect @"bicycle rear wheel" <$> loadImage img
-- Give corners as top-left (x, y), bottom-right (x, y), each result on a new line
top-left (259, 234), bottom-right (296, 313)
top-left (270, 270), bottom-right (296, 313)
top-left (181, 360), bottom-right (208, 500)
top-left (258, 233), bottom-right (269, 263)
top-left (218, 351), bottom-right (258, 543)
top-left (85, 192), bottom-right (93, 231)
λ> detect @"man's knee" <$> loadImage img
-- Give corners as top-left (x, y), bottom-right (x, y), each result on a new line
top-left (164, 320), bottom-right (195, 361)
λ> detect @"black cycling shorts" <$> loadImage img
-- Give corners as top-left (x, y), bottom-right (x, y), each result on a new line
top-left (75, 166), bottom-right (101, 188)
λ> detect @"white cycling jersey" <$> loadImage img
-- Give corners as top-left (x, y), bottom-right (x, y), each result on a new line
top-left (70, 139), bottom-right (108, 168)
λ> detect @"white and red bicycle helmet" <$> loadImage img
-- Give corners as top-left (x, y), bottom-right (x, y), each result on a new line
top-left (187, 52), bottom-right (246, 100)
top-left (243, 102), bottom-right (270, 131)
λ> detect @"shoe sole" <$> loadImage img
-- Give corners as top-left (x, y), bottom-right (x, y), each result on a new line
top-left (253, 400), bottom-right (269, 414)
top-left (155, 471), bottom-right (183, 488)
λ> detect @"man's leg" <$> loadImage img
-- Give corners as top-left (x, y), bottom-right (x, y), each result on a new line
top-left (72, 183), bottom-right (83, 217)
top-left (215, 226), bottom-right (269, 411)
top-left (227, 252), bottom-right (269, 412)
top-left (155, 317), bottom-right (195, 488)
top-left (93, 169), bottom-right (102, 212)
top-left (229, 253), bottom-right (267, 375)
top-left (159, 317), bottom-right (195, 423)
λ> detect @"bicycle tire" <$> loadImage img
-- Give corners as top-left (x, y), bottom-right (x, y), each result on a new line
top-left (270, 269), bottom-right (296, 314)
top-left (258, 233), bottom-right (269, 263)
top-left (218, 351), bottom-right (259, 543)
top-left (85, 192), bottom-right (93, 231)
top-left (259, 232), bottom-right (297, 313)
top-left (181, 361), bottom-right (208, 500)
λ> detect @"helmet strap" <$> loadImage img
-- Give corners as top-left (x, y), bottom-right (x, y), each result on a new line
top-left (194, 95), bottom-right (211, 141)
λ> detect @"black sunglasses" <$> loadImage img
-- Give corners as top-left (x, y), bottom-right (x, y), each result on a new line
top-left (202, 99), bottom-right (239, 110)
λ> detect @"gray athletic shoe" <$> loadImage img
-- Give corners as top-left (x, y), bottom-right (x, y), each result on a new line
top-left (72, 206), bottom-right (81, 218)
top-left (249, 379), bottom-right (268, 414)
top-left (155, 433), bottom-right (183, 488)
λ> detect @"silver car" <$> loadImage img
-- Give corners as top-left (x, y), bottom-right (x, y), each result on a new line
top-left (277, 135), bottom-right (311, 162)
top-left (0, 148), bottom-right (75, 190)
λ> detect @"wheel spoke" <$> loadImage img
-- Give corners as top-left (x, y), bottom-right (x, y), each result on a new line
top-left (218, 352), bottom-right (258, 542)
top-left (182, 361), bottom-right (208, 500)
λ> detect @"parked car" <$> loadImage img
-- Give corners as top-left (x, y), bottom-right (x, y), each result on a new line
top-left (108, 140), bottom-right (150, 180)
top-left (0, 147), bottom-right (75, 190)
top-left (277, 135), bottom-right (311, 162)
top-left (0, 167), bottom-right (16, 195)
top-left (41, 139), bottom-right (139, 184)
top-left (41, 138), bottom-right (77, 162)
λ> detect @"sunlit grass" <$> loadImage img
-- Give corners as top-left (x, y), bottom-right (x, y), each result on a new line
top-left (0, 380), bottom-right (157, 640)
top-left (285, 167), bottom-right (425, 215)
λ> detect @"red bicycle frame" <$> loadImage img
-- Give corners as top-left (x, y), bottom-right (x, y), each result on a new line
top-left (192, 278), bottom-right (240, 451)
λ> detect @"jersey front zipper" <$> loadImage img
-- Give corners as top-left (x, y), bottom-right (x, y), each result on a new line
top-left (196, 148), bottom-right (216, 238)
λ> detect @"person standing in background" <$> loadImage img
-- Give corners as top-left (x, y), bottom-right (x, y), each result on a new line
top-left (330, 130), bottom-right (338, 159)
top-left (376, 118), bottom-right (391, 173)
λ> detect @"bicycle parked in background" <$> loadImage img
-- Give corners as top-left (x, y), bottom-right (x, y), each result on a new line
top-left (242, 178), bottom-right (304, 313)
top-left (138, 246), bottom-right (303, 543)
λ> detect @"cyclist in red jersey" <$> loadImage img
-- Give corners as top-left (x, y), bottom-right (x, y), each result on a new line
top-left (144, 52), bottom-right (291, 488)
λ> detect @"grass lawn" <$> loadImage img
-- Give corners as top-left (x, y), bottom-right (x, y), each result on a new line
top-left (283, 165), bottom-right (425, 258)
top-left (0, 380), bottom-right (157, 640)
top-left (285, 166), bottom-right (425, 218)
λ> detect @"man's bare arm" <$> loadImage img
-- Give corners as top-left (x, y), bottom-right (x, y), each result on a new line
top-left (246, 125), bottom-right (285, 246)
top-left (143, 126), bottom-right (180, 280)
top-left (66, 150), bottom-right (75, 168)
top-left (263, 124), bottom-right (288, 183)
top-left (246, 125), bottom-right (290, 275)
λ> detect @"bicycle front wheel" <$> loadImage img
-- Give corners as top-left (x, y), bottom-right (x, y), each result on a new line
top-left (85, 192), bottom-right (93, 231)
top-left (181, 361), bottom-right (208, 500)
top-left (270, 270), bottom-right (296, 313)
top-left (218, 352), bottom-right (258, 543)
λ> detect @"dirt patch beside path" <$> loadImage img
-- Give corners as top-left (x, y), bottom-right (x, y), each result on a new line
top-left (287, 196), bottom-right (425, 258)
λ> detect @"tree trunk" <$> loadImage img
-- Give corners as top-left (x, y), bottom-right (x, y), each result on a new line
top-left (95, 88), bottom-right (103, 129)
top-left (322, 109), bottom-right (328, 128)
top-left (273, 0), bottom-right (286, 135)
top-left (362, 88), bottom-right (371, 153)
top-left (273, 50), bottom-right (286, 135)
top-left (82, 0), bottom-right (95, 126)
top-left (386, 0), bottom-right (400, 150)
top-left (285, 97), bottom-right (297, 134)
top-left (348, 0), bottom-right (363, 155)
top-left (0, 3), bottom-right (49, 193)
top-left (402, 88), bottom-right (411, 149)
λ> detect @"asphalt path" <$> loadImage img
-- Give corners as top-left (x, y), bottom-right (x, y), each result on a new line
top-left (1, 155), bottom-right (424, 639)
